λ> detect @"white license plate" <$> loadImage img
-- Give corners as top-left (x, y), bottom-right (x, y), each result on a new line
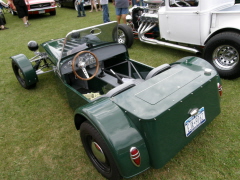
top-left (39, 10), bottom-right (45, 14)
top-left (184, 107), bottom-right (206, 137)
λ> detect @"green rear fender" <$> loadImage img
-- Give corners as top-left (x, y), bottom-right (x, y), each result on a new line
top-left (74, 99), bottom-right (150, 178)
top-left (11, 54), bottom-right (38, 87)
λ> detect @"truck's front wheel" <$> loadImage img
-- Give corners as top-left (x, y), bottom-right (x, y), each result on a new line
top-left (203, 32), bottom-right (240, 79)
top-left (80, 122), bottom-right (122, 180)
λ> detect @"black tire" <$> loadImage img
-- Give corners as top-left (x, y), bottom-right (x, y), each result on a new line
top-left (113, 24), bottom-right (134, 48)
top-left (50, 10), bottom-right (56, 15)
top-left (203, 32), bottom-right (240, 79)
top-left (80, 122), bottom-right (122, 180)
top-left (12, 60), bottom-right (36, 89)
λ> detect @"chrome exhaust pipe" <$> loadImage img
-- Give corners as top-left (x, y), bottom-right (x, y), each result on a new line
top-left (138, 22), bottom-right (199, 54)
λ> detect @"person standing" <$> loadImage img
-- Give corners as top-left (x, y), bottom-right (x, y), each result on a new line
top-left (100, 0), bottom-right (110, 23)
top-left (112, 0), bottom-right (131, 24)
top-left (89, 0), bottom-right (98, 12)
top-left (12, 0), bottom-right (30, 27)
top-left (97, 0), bottom-right (102, 11)
top-left (77, 0), bottom-right (86, 17)
top-left (0, 17), bottom-right (8, 30)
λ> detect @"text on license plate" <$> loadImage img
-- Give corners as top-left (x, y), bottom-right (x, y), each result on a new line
top-left (39, 10), bottom-right (45, 14)
top-left (184, 107), bottom-right (206, 137)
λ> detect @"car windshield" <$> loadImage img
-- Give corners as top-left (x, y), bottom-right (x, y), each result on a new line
top-left (60, 21), bottom-right (118, 60)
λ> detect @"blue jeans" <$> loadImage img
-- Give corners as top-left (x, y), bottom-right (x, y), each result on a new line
top-left (77, 2), bottom-right (85, 16)
top-left (102, 4), bottom-right (110, 23)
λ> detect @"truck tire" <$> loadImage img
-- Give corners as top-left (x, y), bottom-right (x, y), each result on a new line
top-left (80, 122), bottom-right (122, 180)
top-left (203, 32), bottom-right (240, 79)
top-left (113, 24), bottom-right (134, 48)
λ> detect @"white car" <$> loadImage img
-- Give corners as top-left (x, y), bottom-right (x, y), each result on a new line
top-left (125, 0), bottom-right (240, 79)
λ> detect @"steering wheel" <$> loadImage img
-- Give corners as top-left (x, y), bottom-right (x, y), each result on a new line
top-left (174, 0), bottom-right (191, 7)
top-left (72, 51), bottom-right (99, 81)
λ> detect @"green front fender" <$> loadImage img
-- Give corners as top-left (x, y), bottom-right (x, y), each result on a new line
top-left (11, 54), bottom-right (38, 87)
top-left (74, 99), bottom-right (150, 178)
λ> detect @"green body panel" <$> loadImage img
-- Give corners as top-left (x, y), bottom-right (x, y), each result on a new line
top-left (39, 39), bottom-right (64, 64)
top-left (74, 99), bottom-right (150, 178)
top-left (111, 57), bottom-right (221, 168)
top-left (11, 54), bottom-right (38, 86)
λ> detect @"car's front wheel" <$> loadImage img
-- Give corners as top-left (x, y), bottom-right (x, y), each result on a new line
top-left (50, 10), bottom-right (56, 15)
top-left (12, 60), bottom-right (36, 89)
top-left (203, 32), bottom-right (240, 79)
top-left (113, 24), bottom-right (134, 48)
top-left (80, 122), bottom-right (122, 180)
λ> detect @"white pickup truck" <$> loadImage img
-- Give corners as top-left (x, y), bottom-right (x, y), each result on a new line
top-left (123, 0), bottom-right (240, 79)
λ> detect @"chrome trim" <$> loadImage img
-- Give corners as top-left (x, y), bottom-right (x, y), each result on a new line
top-left (137, 22), bottom-right (199, 54)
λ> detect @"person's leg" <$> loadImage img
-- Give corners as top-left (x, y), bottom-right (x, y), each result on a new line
top-left (121, 8), bottom-right (129, 24)
top-left (115, 8), bottom-right (121, 24)
top-left (81, 3), bottom-right (85, 16)
top-left (106, 5), bottom-right (110, 22)
top-left (121, 14), bottom-right (127, 24)
top-left (77, 3), bottom-right (81, 16)
top-left (90, 0), bottom-right (93, 12)
top-left (97, 0), bottom-right (101, 11)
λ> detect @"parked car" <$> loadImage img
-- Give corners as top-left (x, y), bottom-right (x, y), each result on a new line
top-left (125, 0), bottom-right (240, 79)
top-left (59, 0), bottom-right (98, 10)
top-left (11, 21), bottom-right (222, 179)
top-left (8, 0), bottom-right (56, 16)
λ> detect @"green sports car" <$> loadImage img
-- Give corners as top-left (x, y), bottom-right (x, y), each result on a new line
top-left (11, 21), bottom-right (222, 179)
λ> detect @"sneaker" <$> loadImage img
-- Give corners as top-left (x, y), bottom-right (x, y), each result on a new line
top-left (25, 23), bottom-right (29, 27)
top-left (27, 22), bottom-right (31, 25)
top-left (77, 15), bottom-right (82, 17)
top-left (82, 14), bottom-right (86, 17)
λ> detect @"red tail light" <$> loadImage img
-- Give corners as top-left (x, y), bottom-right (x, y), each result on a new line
top-left (218, 83), bottom-right (223, 96)
top-left (130, 147), bottom-right (141, 167)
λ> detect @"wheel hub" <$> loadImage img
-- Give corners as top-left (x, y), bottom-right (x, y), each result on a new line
top-left (118, 30), bottom-right (126, 44)
top-left (91, 141), bottom-right (106, 163)
top-left (213, 45), bottom-right (239, 70)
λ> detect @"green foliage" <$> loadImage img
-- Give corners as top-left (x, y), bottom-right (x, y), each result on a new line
top-left (0, 5), bottom-right (239, 180)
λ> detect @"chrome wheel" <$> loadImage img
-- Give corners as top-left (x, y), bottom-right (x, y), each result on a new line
top-left (117, 29), bottom-right (126, 44)
top-left (213, 45), bottom-right (239, 70)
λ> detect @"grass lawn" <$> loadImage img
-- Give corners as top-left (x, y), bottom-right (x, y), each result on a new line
top-left (0, 4), bottom-right (240, 180)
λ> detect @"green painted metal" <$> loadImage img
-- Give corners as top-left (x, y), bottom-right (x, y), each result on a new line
top-left (11, 54), bottom-right (38, 87)
top-left (111, 57), bottom-right (221, 168)
top-left (74, 99), bottom-right (150, 178)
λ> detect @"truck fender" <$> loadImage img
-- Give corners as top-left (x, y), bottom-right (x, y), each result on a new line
top-left (74, 99), bottom-right (150, 178)
top-left (11, 54), bottom-right (38, 88)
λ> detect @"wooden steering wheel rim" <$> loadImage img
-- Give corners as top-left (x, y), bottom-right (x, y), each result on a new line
top-left (72, 51), bottom-right (99, 81)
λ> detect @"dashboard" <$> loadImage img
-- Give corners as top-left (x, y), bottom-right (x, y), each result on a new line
top-left (60, 44), bottom-right (127, 75)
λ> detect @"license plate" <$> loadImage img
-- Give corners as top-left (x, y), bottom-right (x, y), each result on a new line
top-left (184, 107), bottom-right (206, 137)
top-left (39, 10), bottom-right (45, 14)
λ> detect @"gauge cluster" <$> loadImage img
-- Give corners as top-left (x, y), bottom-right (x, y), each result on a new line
top-left (61, 52), bottom-right (97, 74)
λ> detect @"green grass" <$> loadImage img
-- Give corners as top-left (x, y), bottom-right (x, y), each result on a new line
top-left (1, 5), bottom-right (240, 180)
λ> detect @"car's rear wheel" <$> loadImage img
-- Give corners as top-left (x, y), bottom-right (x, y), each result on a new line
top-left (12, 60), bottom-right (36, 89)
top-left (80, 122), bottom-right (122, 180)
top-left (113, 24), bottom-right (134, 48)
top-left (203, 32), bottom-right (240, 79)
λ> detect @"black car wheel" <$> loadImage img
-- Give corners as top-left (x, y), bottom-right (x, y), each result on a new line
top-left (80, 122), bottom-right (122, 180)
top-left (203, 32), bottom-right (240, 79)
top-left (50, 10), bottom-right (56, 15)
top-left (12, 60), bottom-right (36, 89)
top-left (113, 24), bottom-right (134, 48)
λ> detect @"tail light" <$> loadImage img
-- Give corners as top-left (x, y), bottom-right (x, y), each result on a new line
top-left (218, 83), bottom-right (223, 96)
top-left (130, 147), bottom-right (141, 167)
